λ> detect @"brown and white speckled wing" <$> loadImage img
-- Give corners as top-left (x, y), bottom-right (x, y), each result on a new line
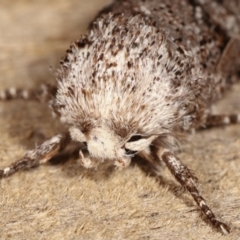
top-left (55, 13), bottom-right (210, 138)
top-left (194, 0), bottom-right (240, 38)
top-left (55, 0), bottom-right (239, 144)
top-left (107, 0), bottom-right (240, 93)
top-left (107, 0), bottom-right (224, 71)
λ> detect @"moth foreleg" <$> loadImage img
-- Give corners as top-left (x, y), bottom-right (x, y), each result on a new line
top-left (156, 148), bottom-right (230, 234)
top-left (0, 132), bottom-right (70, 179)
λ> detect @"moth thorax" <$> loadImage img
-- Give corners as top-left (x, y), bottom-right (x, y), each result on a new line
top-left (87, 127), bottom-right (124, 160)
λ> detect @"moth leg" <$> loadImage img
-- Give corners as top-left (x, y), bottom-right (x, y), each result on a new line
top-left (0, 84), bottom-right (57, 102)
top-left (204, 113), bottom-right (240, 128)
top-left (156, 148), bottom-right (230, 235)
top-left (0, 132), bottom-right (70, 179)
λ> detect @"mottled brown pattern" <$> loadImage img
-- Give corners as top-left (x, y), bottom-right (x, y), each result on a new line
top-left (158, 149), bottom-right (230, 234)
top-left (205, 114), bottom-right (240, 127)
top-left (0, 133), bottom-right (70, 178)
top-left (0, 84), bottom-right (57, 102)
top-left (108, 0), bottom-right (240, 99)
top-left (0, 0), bottom-right (239, 237)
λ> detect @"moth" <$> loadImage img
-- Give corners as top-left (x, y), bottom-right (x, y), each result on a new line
top-left (0, 0), bottom-right (239, 235)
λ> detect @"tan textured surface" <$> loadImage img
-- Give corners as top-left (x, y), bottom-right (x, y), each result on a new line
top-left (0, 1), bottom-right (240, 239)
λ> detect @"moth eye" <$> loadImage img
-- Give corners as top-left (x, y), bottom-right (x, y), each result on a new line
top-left (127, 135), bottom-right (142, 142)
top-left (83, 142), bottom-right (87, 147)
top-left (124, 148), bottom-right (138, 156)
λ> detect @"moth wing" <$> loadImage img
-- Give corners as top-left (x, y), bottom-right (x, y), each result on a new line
top-left (216, 37), bottom-right (240, 76)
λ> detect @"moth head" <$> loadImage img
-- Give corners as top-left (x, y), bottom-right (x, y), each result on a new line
top-left (69, 126), bottom-right (157, 168)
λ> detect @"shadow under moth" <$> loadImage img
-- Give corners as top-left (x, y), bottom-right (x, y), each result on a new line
top-left (0, 0), bottom-right (240, 235)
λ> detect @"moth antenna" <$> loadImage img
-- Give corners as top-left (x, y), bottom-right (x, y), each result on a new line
top-left (0, 133), bottom-right (70, 179)
top-left (157, 148), bottom-right (230, 235)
